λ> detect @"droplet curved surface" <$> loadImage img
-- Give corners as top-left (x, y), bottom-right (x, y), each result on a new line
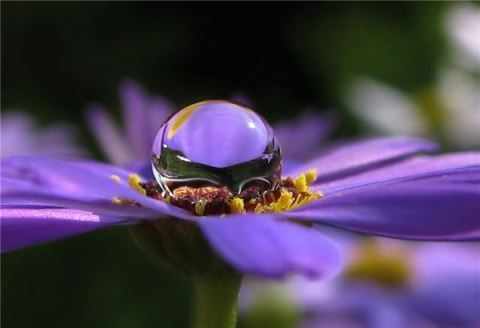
top-left (151, 100), bottom-right (282, 195)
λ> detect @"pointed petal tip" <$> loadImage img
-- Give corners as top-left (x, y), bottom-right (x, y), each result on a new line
top-left (120, 79), bottom-right (144, 95)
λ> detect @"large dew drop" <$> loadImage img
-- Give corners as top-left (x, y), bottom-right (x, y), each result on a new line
top-left (151, 100), bottom-right (282, 195)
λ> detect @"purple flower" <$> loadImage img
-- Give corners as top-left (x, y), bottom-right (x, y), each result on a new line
top-left (86, 80), bottom-right (175, 166)
top-left (1, 99), bottom-right (479, 280)
top-left (85, 80), bottom-right (332, 169)
top-left (242, 239), bottom-right (480, 328)
top-left (401, 243), bottom-right (480, 327)
top-left (1, 111), bottom-right (87, 158)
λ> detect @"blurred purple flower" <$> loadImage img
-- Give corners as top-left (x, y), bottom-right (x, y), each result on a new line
top-left (402, 243), bottom-right (480, 327)
top-left (1, 111), bottom-right (86, 158)
top-left (85, 80), bottom-right (332, 169)
top-left (86, 80), bottom-right (175, 166)
top-left (274, 111), bottom-right (334, 163)
top-left (243, 240), bottom-right (480, 328)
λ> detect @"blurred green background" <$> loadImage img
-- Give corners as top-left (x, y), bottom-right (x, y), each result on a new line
top-left (2, 2), bottom-right (470, 327)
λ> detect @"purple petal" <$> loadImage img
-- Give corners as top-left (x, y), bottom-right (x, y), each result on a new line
top-left (289, 137), bottom-right (438, 181)
top-left (86, 82), bottom-right (174, 165)
top-left (288, 162), bottom-right (480, 240)
top-left (274, 112), bottom-right (333, 162)
top-left (318, 152), bottom-right (480, 195)
top-left (120, 80), bottom-right (152, 160)
top-left (123, 161), bottom-right (155, 181)
top-left (1, 157), bottom-right (192, 220)
top-left (85, 105), bottom-right (134, 165)
top-left (1, 208), bottom-right (122, 252)
top-left (281, 160), bottom-right (305, 175)
top-left (199, 215), bottom-right (343, 278)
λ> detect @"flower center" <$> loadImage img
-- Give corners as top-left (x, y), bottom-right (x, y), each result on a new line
top-left (129, 169), bottom-right (321, 216)
top-left (343, 239), bottom-right (412, 288)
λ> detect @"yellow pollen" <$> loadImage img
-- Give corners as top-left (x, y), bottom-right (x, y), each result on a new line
top-left (254, 170), bottom-right (322, 213)
top-left (112, 196), bottom-right (139, 206)
top-left (294, 169), bottom-right (318, 193)
top-left (344, 239), bottom-right (412, 288)
top-left (274, 190), bottom-right (295, 212)
top-left (294, 175), bottom-right (308, 193)
top-left (110, 175), bottom-right (121, 183)
top-left (229, 197), bottom-right (245, 214)
top-left (304, 169), bottom-right (317, 185)
top-left (128, 174), bottom-right (146, 195)
top-left (195, 200), bottom-right (207, 216)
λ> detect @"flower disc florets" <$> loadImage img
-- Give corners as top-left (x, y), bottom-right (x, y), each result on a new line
top-left (139, 169), bottom-right (321, 216)
top-left (344, 239), bottom-right (412, 288)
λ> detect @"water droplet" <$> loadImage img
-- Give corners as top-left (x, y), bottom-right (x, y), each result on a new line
top-left (151, 100), bottom-right (281, 195)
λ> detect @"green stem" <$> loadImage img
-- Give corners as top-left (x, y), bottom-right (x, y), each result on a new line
top-left (193, 275), bottom-right (243, 328)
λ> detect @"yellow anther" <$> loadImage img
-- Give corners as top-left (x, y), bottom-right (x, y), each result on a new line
top-left (344, 239), bottom-right (412, 288)
top-left (294, 169), bottom-right (318, 192)
top-left (294, 174), bottom-right (308, 193)
top-left (254, 203), bottom-right (264, 213)
top-left (112, 196), bottom-right (122, 204)
top-left (128, 174), bottom-right (146, 195)
top-left (252, 169), bottom-right (322, 213)
top-left (110, 175), bottom-right (121, 183)
top-left (112, 196), bottom-right (138, 206)
top-left (304, 169), bottom-right (317, 185)
top-left (195, 200), bottom-right (207, 216)
top-left (273, 190), bottom-right (294, 212)
top-left (229, 197), bottom-right (245, 214)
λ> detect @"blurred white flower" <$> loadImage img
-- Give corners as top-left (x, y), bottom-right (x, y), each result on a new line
top-left (347, 4), bottom-right (480, 149)
top-left (438, 69), bottom-right (480, 148)
top-left (446, 3), bottom-right (480, 69)
top-left (347, 78), bottom-right (428, 137)
top-left (348, 73), bottom-right (479, 148)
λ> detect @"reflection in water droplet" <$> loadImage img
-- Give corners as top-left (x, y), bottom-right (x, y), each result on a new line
top-left (151, 100), bottom-right (282, 196)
